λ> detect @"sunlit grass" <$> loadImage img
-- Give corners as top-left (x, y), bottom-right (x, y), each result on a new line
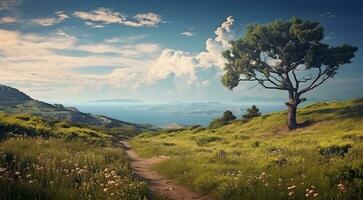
top-left (132, 98), bottom-right (363, 199)
top-left (0, 112), bottom-right (150, 200)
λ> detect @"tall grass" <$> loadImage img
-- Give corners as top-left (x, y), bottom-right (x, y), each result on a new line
top-left (0, 137), bottom-right (148, 200)
top-left (0, 112), bottom-right (150, 200)
top-left (132, 98), bottom-right (363, 199)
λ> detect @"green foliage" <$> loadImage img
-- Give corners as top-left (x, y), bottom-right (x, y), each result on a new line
top-left (0, 112), bottom-right (153, 199)
top-left (242, 105), bottom-right (261, 120)
top-left (132, 98), bottom-right (363, 199)
top-left (209, 110), bottom-right (236, 129)
top-left (319, 144), bottom-right (352, 157)
top-left (222, 17), bottom-right (357, 91)
top-left (196, 136), bottom-right (222, 146)
top-left (0, 137), bottom-right (148, 200)
top-left (221, 17), bottom-right (358, 130)
top-left (222, 110), bottom-right (236, 122)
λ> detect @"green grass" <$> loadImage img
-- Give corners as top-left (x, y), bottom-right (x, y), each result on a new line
top-left (131, 98), bottom-right (363, 200)
top-left (0, 112), bottom-right (151, 200)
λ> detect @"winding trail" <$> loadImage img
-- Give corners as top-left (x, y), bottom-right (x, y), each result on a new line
top-left (120, 141), bottom-right (211, 200)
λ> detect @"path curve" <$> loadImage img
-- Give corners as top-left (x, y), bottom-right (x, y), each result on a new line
top-left (120, 141), bottom-right (211, 200)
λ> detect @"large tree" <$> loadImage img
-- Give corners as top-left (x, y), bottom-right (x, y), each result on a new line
top-left (222, 18), bottom-right (357, 130)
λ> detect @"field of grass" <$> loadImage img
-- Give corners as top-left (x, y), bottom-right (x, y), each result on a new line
top-left (0, 113), bottom-right (149, 200)
top-left (131, 98), bottom-right (363, 200)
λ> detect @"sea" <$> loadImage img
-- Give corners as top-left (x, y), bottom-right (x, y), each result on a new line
top-left (70, 102), bottom-right (286, 127)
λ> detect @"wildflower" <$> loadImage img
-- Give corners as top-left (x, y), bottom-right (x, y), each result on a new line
top-left (313, 193), bottom-right (318, 197)
top-left (28, 180), bottom-right (34, 184)
top-left (107, 180), bottom-right (115, 185)
top-left (288, 191), bottom-right (294, 196)
top-left (15, 172), bottom-right (21, 175)
top-left (305, 193), bottom-right (310, 197)
top-left (311, 185), bottom-right (316, 189)
top-left (103, 188), bottom-right (108, 192)
top-left (287, 185), bottom-right (296, 190)
top-left (26, 174), bottom-right (32, 178)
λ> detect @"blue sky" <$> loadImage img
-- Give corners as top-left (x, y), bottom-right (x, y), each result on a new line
top-left (0, 0), bottom-right (362, 103)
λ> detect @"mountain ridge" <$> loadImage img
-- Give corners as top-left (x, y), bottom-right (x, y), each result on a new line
top-left (0, 85), bottom-right (154, 132)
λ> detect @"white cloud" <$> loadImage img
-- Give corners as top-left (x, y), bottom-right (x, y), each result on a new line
top-left (133, 12), bottom-right (162, 27)
top-left (150, 49), bottom-right (198, 80)
top-left (150, 16), bottom-right (236, 83)
top-left (85, 21), bottom-right (105, 28)
top-left (104, 35), bottom-right (146, 44)
top-left (55, 29), bottom-right (70, 37)
top-left (0, 0), bottom-right (21, 11)
top-left (180, 31), bottom-right (194, 37)
top-left (0, 16), bottom-right (17, 24)
top-left (73, 7), bottom-right (162, 28)
top-left (31, 11), bottom-right (69, 26)
top-left (73, 7), bottom-right (124, 25)
top-left (0, 28), bottom-right (161, 98)
top-left (0, 16), bottom-right (235, 101)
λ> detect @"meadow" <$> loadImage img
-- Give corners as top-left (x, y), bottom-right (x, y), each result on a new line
top-left (0, 113), bottom-right (149, 200)
top-left (131, 98), bottom-right (363, 200)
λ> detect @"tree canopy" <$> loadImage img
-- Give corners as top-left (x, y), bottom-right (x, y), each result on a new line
top-left (221, 17), bottom-right (358, 129)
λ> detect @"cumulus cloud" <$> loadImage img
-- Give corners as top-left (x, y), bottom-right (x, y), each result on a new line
top-left (0, 28), bottom-right (161, 99)
top-left (0, 16), bottom-right (236, 101)
top-left (150, 49), bottom-right (198, 81)
top-left (73, 7), bottom-right (162, 28)
top-left (31, 11), bottom-right (69, 26)
top-left (150, 16), bottom-right (236, 83)
top-left (0, 16), bottom-right (17, 24)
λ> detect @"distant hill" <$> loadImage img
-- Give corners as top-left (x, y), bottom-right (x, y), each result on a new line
top-left (88, 98), bottom-right (143, 104)
top-left (0, 85), bottom-right (154, 133)
top-left (0, 85), bottom-right (32, 103)
top-left (230, 96), bottom-right (326, 104)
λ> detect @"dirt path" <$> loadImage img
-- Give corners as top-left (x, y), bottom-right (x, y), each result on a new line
top-left (120, 141), bottom-right (211, 200)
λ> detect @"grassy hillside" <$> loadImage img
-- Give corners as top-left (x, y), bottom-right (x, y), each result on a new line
top-left (0, 84), bottom-right (155, 136)
top-left (0, 113), bottom-right (149, 200)
top-left (131, 98), bottom-right (363, 200)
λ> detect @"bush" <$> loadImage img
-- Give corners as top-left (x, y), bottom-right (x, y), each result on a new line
top-left (242, 105), bottom-right (261, 120)
top-left (209, 110), bottom-right (236, 129)
top-left (319, 144), bottom-right (352, 157)
top-left (196, 136), bottom-right (222, 146)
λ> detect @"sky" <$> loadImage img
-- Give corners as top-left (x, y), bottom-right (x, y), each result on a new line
top-left (0, 0), bottom-right (362, 103)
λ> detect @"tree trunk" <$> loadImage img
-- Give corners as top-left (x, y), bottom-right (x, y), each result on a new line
top-left (287, 102), bottom-right (298, 130)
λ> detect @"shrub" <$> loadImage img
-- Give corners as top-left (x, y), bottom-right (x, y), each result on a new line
top-left (242, 105), bottom-right (261, 120)
top-left (319, 144), bottom-right (352, 157)
top-left (196, 136), bottom-right (222, 146)
top-left (222, 110), bottom-right (236, 122)
top-left (209, 110), bottom-right (236, 129)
